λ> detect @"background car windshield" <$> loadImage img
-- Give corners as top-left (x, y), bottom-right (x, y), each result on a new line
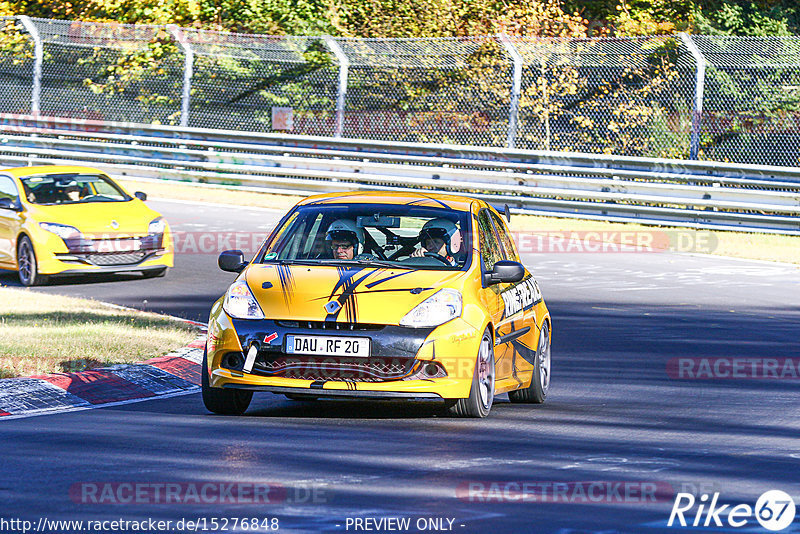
top-left (259, 204), bottom-right (471, 270)
top-left (19, 173), bottom-right (131, 205)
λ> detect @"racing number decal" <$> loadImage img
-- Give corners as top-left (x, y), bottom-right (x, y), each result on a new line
top-left (500, 277), bottom-right (542, 318)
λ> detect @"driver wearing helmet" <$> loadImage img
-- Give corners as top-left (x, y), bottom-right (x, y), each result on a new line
top-left (325, 219), bottom-right (364, 260)
top-left (411, 218), bottom-right (462, 265)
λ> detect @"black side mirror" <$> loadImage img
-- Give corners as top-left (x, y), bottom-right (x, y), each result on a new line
top-left (483, 260), bottom-right (525, 286)
top-left (218, 250), bottom-right (247, 273)
top-left (134, 191), bottom-right (147, 201)
top-left (0, 198), bottom-right (21, 211)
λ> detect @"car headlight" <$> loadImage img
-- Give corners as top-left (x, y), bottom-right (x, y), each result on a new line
top-left (148, 218), bottom-right (166, 234)
top-left (223, 280), bottom-right (265, 320)
top-left (400, 288), bottom-right (462, 328)
top-left (39, 222), bottom-right (81, 240)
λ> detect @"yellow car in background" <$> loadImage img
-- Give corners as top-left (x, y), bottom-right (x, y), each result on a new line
top-left (204, 191), bottom-right (551, 418)
top-left (0, 165), bottom-right (173, 286)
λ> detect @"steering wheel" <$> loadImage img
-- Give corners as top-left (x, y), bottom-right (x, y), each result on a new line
top-left (423, 252), bottom-right (451, 265)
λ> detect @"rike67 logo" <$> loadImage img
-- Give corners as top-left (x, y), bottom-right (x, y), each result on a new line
top-left (669, 490), bottom-right (796, 531)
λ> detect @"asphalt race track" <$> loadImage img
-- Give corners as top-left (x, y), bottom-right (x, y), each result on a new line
top-left (2, 198), bottom-right (800, 533)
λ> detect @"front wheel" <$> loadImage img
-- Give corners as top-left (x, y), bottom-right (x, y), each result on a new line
top-left (202, 350), bottom-right (253, 415)
top-left (446, 328), bottom-right (495, 418)
top-left (17, 235), bottom-right (48, 286)
top-left (509, 322), bottom-right (550, 404)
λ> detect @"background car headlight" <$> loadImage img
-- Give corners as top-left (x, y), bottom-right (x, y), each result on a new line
top-left (223, 280), bottom-right (265, 320)
top-left (148, 218), bottom-right (166, 234)
top-left (39, 222), bottom-right (81, 240)
top-left (400, 288), bottom-right (462, 328)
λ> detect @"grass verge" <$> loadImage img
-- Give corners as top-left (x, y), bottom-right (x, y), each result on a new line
top-left (118, 177), bottom-right (800, 265)
top-left (0, 287), bottom-right (198, 378)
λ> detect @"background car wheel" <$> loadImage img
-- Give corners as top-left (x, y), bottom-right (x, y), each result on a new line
top-left (141, 267), bottom-right (168, 279)
top-left (509, 322), bottom-right (550, 404)
top-left (17, 236), bottom-right (49, 287)
top-left (201, 350), bottom-right (253, 415)
top-left (446, 328), bottom-right (495, 418)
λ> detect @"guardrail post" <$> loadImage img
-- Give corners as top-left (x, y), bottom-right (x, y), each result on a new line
top-left (167, 24), bottom-right (193, 128)
top-left (17, 16), bottom-right (42, 115)
top-left (679, 33), bottom-right (706, 161)
top-left (323, 36), bottom-right (349, 138)
top-left (498, 34), bottom-right (523, 150)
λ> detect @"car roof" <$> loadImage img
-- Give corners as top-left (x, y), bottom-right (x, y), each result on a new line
top-left (1, 165), bottom-right (109, 178)
top-left (298, 190), bottom-right (478, 211)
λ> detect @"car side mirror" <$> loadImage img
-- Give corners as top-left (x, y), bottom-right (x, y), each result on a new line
top-left (0, 198), bottom-right (21, 211)
top-left (134, 191), bottom-right (147, 201)
top-left (218, 250), bottom-right (247, 273)
top-left (483, 260), bottom-right (525, 286)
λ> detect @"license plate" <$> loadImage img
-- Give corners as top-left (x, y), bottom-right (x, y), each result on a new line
top-left (285, 335), bottom-right (370, 357)
top-left (95, 239), bottom-right (141, 253)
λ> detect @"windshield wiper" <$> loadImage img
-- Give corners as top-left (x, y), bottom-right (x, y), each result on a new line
top-left (346, 259), bottom-right (406, 269)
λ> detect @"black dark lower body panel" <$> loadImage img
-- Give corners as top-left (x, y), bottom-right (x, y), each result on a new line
top-left (222, 384), bottom-right (443, 401)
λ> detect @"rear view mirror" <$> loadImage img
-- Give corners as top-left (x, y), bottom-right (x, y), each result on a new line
top-left (219, 250), bottom-right (247, 273)
top-left (134, 191), bottom-right (147, 201)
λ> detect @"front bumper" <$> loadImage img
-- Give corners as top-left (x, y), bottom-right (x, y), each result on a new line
top-left (207, 314), bottom-right (483, 400)
top-left (36, 232), bottom-right (174, 275)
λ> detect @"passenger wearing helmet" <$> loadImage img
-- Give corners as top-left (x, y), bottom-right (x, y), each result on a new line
top-left (325, 219), bottom-right (363, 260)
top-left (411, 218), bottom-right (462, 265)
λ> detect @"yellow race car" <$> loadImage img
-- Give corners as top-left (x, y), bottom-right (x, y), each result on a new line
top-left (0, 166), bottom-right (173, 286)
top-left (204, 191), bottom-right (551, 417)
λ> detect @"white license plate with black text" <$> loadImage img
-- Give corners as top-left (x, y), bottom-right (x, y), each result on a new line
top-left (285, 335), bottom-right (370, 357)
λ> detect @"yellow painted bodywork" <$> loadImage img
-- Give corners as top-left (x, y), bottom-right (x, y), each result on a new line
top-left (207, 191), bottom-right (550, 400)
top-left (0, 166), bottom-right (173, 276)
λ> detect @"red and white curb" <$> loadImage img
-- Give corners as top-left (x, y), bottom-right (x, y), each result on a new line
top-left (0, 335), bottom-right (207, 420)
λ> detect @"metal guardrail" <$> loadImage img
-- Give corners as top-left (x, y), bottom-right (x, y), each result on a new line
top-left (1, 115), bottom-right (800, 235)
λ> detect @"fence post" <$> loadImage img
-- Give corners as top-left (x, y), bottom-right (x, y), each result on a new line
top-left (323, 36), bottom-right (349, 138)
top-left (498, 34), bottom-right (523, 150)
top-left (17, 16), bottom-right (42, 115)
top-left (167, 24), bottom-right (193, 128)
top-left (679, 33), bottom-right (706, 160)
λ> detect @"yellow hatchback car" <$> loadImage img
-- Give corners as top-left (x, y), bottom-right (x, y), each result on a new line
top-left (0, 166), bottom-right (173, 286)
top-left (204, 191), bottom-right (551, 418)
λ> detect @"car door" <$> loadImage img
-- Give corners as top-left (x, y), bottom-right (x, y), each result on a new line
top-left (0, 175), bottom-right (22, 266)
top-left (476, 209), bottom-right (515, 383)
top-left (489, 210), bottom-right (543, 386)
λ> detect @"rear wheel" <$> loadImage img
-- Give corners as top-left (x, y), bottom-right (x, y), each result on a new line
top-left (509, 322), bottom-right (550, 404)
top-left (17, 236), bottom-right (48, 287)
top-left (202, 350), bottom-right (253, 415)
top-left (446, 329), bottom-right (495, 418)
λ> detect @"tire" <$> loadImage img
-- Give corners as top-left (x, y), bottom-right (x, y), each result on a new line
top-left (17, 235), bottom-right (49, 286)
top-left (202, 349), bottom-right (253, 415)
top-left (284, 394), bottom-right (318, 402)
top-left (446, 328), bottom-right (495, 418)
top-left (509, 322), bottom-right (550, 404)
top-left (141, 267), bottom-right (168, 279)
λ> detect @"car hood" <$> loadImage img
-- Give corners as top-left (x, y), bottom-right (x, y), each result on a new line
top-left (244, 263), bottom-right (467, 324)
top-left (29, 200), bottom-right (162, 237)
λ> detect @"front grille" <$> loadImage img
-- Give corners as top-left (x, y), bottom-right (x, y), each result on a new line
top-left (275, 321), bottom-right (384, 331)
top-left (78, 251), bottom-right (149, 266)
top-left (252, 355), bottom-right (418, 382)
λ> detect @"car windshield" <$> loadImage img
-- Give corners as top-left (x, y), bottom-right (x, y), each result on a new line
top-left (257, 203), bottom-right (472, 270)
top-left (19, 173), bottom-right (131, 205)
